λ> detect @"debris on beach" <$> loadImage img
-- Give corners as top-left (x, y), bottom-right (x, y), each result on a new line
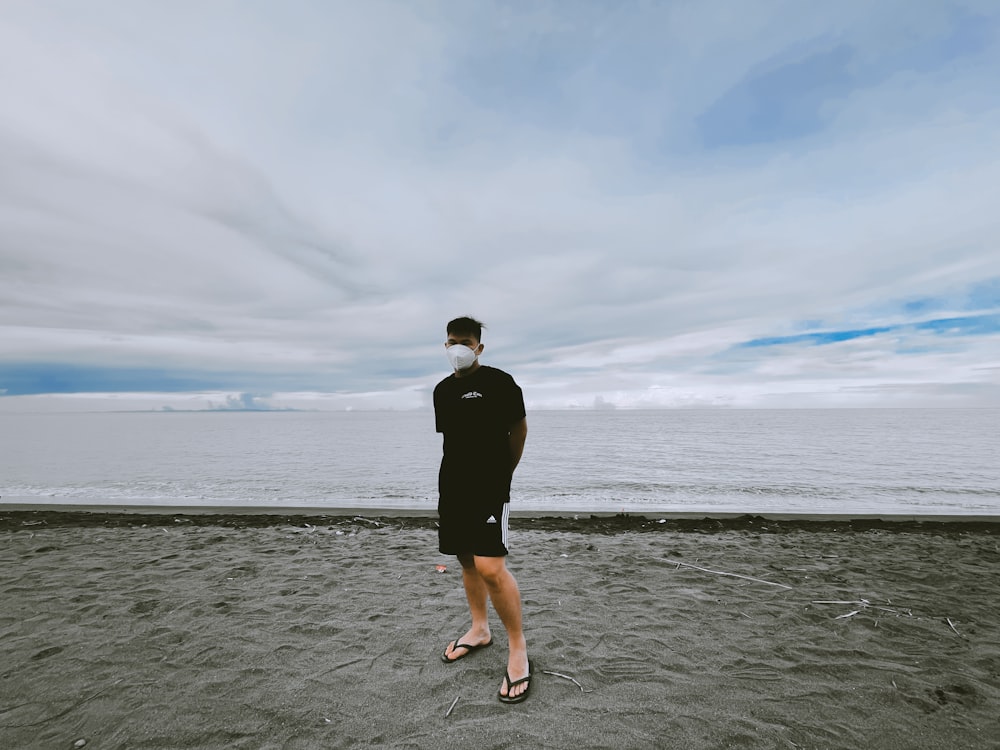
top-left (435, 564), bottom-right (447, 573)
top-left (660, 558), bottom-right (792, 589)
top-left (542, 670), bottom-right (592, 693)
top-left (813, 599), bottom-right (914, 621)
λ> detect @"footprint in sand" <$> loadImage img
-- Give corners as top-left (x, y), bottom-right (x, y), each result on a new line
top-left (596, 659), bottom-right (657, 680)
top-left (720, 665), bottom-right (783, 681)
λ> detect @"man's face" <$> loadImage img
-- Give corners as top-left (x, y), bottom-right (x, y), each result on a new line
top-left (445, 332), bottom-right (482, 354)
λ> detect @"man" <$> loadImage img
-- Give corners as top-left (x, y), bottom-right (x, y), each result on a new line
top-left (434, 316), bottom-right (532, 704)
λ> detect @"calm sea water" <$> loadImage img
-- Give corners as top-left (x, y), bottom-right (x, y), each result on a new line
top-left (1, 409), bottom-right (997, 516)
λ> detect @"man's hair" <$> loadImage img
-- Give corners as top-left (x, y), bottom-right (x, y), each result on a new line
top-left (447, 316), bottom-right (485, 341)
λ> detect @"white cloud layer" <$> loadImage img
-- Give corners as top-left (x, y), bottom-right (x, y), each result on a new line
top-left (1, 0), bottom-right (998, 410)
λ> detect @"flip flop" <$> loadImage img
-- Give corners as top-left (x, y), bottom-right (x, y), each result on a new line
top-left (498, 660), bottom-right (534, 704)
top-left (441, 636), bottom-right (493, 664)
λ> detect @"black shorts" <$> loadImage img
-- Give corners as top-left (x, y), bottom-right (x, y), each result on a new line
top-left (438, 499), bottom-right (510, 557)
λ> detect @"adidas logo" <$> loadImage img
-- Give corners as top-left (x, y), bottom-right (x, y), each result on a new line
top-left (486, 515), bottom-right (497, 524)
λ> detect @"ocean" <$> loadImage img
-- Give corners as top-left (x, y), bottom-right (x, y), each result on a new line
top-left (1, 408), bottom-right (997, 516)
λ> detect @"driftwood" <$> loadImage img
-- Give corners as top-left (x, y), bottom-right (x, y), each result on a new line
top-left (444, 695), bottom-right (460, 717)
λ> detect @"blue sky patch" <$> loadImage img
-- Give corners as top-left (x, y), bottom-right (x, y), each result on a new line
top-left (740, 313), bottom-right (1000, 350)
top-left (0, 364), bottom-right (344, 397)
top-left (740, 325), bottom-right (890, 348)
top-left (697, 45), bottom-right (856, 147)
top-left (915, 314), bottom-right (1000, 336)
top-left (0, 364), bottom-right (231, 396)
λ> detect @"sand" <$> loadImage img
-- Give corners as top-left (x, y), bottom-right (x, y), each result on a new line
top-left (2, 511), bottom-right (999, 750)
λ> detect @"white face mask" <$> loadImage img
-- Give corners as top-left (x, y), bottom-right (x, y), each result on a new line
top-left (446, 344), bottom-right (479, 371)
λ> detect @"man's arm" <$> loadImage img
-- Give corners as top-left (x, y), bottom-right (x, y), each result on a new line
top-left (508, 417), bottom-right (527, 473)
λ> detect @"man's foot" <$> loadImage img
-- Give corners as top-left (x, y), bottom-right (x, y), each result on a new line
top-left (441, 630), bottom-right (493, 663)
top-left (498, 659), bottom-right (534, 704)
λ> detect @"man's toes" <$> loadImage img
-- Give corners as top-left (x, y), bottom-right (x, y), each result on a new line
top-left (501, 672), bottom-right (527, 697)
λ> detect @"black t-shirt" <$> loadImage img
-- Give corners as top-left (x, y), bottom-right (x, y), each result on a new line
top-left (434, 365), bottom-right (526, 499)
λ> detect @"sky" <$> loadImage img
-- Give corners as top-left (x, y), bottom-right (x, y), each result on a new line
top-left (1, 0), bottom-right (999, 412)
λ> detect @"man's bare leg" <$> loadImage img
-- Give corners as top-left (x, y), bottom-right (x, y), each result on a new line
top-left (442, 553), bottom-right (492, 661)
top-left (474, 555), bottom-right (530, 700)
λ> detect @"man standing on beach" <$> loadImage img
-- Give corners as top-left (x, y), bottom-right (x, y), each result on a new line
top-left (434, 316), bottom-right (532, 704)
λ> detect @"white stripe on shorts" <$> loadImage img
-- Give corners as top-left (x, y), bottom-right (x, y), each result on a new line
top-left (501, 503), bottom-right (510, 550)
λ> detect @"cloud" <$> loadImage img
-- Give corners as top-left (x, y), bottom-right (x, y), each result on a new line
top-left (207, 393), bottom-right (287, 412)
top-left (1, 1), bottom-right (999, 409)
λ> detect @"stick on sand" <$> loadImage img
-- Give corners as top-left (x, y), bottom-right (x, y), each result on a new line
top-left (542, 670), bottom-right (592, 693)
top-left (658, 559), bottom-right (792, 590)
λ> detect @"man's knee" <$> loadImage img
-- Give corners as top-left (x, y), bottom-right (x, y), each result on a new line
top-left (473, 555), bottom-right (508, 586)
